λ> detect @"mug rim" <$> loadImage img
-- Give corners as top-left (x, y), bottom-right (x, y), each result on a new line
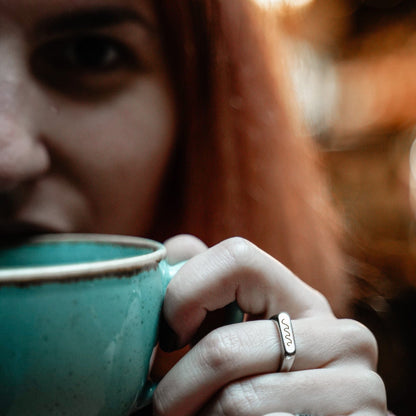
top-left (0, 234), bottom-right (167, 285)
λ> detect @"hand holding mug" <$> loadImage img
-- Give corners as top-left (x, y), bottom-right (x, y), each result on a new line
top-left (153, 235), bottom-right (387, 416)
top-left (0, 233), bottom-right (387, 416)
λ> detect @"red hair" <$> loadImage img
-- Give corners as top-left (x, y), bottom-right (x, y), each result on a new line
top-left (151, 0), bottom-right (348, 312)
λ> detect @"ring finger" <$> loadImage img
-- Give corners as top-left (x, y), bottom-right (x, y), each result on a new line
top-left (153, 318), bottom-right (377, 416)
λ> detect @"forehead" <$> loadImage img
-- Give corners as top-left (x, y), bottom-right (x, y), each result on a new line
top-left (0, 0), bottom-right (156, 28)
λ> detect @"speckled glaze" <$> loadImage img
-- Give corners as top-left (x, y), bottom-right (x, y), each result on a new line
top-left (0, 234), bottom-right (181, 416)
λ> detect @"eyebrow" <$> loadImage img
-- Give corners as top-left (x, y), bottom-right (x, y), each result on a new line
top-left (34, 6), bottom-right (155, 36)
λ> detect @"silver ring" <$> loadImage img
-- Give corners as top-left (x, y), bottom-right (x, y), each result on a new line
top-left (270, 312), bottom-right (296, 372)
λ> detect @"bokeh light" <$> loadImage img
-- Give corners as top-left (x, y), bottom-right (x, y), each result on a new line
top-left (254, 0), bottom-right (314, 8)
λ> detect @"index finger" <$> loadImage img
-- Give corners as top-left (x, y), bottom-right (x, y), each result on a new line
top-left (164, 237), bottom-right (333, 345)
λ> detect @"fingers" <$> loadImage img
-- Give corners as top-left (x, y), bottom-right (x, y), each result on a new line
top-left (164, 237), bottom-right (332, 345)
top-left (263, 414), bottom-right (294, 416)
top-left (156, 236), bottom-right (383, 416)
top-left (196, 369), bottom-right (386, 416)
top-left (163, 234), bottom-right (208, 264)
top-left (153, 319), bottom-right (379, 416)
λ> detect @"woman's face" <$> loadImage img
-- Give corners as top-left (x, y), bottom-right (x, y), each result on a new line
top-left (0, 0), bottom-right (176, 238)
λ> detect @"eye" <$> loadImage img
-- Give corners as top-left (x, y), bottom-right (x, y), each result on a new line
top-left (30, 34), bottom-right (140, 98)
top-left (32, 35), bottom-right (137, 72)
top-left (58, 36), bottom-right (119, 70)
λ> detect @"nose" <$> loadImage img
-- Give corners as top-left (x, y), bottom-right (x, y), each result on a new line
top-left (0, 78), bottom-right (50, 192)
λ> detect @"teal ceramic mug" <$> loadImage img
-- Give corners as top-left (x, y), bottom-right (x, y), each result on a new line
top-left (0, 234), bottom-right (241, 416)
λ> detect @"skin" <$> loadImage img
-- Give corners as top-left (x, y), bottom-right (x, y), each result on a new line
top-left (157, 235), bottom-right (386, 416)
top-left (0, 0), bottom-right (176, 236)
top-left (0, 0), bottom-right (387, 415)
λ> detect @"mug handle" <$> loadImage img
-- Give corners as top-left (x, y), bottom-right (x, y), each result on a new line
top-left (134, 261), bottom-right (243, 411)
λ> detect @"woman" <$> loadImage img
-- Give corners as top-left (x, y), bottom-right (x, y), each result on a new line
top-left (0, 0), bottom-right (386, 415)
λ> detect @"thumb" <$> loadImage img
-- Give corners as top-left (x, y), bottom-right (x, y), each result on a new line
top-left (163, 234), bottom-right (208, 264)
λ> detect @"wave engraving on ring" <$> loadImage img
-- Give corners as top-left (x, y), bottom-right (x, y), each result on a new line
top-left (278, 312), bottom-right (295, 355)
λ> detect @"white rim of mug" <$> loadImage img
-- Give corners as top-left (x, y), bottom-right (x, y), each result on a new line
top-left (0, 234), bottom-right (167, 284)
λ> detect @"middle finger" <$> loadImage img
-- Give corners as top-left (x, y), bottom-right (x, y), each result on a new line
top-left (153, 318), bottom-right (377, 416)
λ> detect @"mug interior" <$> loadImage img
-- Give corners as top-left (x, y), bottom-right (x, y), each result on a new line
top-left (0, 234), bottom-right (166, 284)
top-left (0, 242), bottom-right (153, 268)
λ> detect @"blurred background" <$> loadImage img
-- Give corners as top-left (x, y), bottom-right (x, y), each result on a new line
top-left (255, 0), bottom-right (416, 414)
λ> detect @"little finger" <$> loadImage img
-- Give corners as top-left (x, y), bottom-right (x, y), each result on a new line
top-left (153, 318), bottom-right (377, 416)
top-left (198, 368), bottom-right (387, 416)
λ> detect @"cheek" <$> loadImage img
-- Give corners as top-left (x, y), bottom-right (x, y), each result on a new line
top-left (40, 78), bottom-right (177, 233)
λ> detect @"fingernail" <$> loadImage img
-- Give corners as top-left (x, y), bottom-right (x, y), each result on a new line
top-left (159, 316), bottom-right (180, 352)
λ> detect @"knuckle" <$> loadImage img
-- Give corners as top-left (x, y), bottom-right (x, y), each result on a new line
top-left (352, 370), bottom-right (387, 410)
top-left (367, 370), bottom-right (386, 394)
top-left (309, 289), bottom-right (332, 312)
top-left (215, 379), bottom-right (259, 416)
top-left (338, 319), bottom-right (378, 366)
top-left (332, 368), bottom-right (386, 413)
top-left (368, 371), bottom-right (388, 409)
top-left (199, 327), bottom-right (242, 376)
top-left (220, 237), bottom-right (253, 266)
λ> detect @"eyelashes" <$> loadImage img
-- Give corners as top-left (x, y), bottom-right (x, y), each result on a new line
top-left (32, 35), bottom-right (137, 72)
top-left (30, 34), bottom-right (143, 98)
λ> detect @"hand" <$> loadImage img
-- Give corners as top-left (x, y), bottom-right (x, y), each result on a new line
top-left (153, 235), bottom-right (387, 416)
